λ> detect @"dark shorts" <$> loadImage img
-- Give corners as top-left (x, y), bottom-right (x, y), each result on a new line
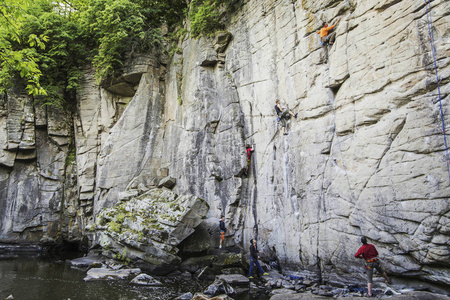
top-left (365, 260), bottom-right (384, 283)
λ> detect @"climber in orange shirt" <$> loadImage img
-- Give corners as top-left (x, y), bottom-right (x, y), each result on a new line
top-left (317, 17), bottom-right (341, 46)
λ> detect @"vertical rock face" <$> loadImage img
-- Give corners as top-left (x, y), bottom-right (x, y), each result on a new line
top-left (0, 0), bottom-right (449, 286)
top-left (0, 87), bottom-right (75, 243)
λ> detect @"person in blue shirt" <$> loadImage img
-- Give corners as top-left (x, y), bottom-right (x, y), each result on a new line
top-left (219, 216), bottom-right (227, 249)
top-left (248, 239), bottom-right (269, 278)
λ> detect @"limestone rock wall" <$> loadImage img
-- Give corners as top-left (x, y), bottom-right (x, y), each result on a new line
top-left (0, 0), bottom-right (449, 287)
top-left (0, 87), bottom-right (76, 243)
top-left (155, 0), bottom-right (448, 284)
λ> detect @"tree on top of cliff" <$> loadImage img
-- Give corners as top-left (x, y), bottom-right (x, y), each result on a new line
top-left (0, 0), bottom-right (48, 96)
top-left (0, 0), bottom-right (187, 105)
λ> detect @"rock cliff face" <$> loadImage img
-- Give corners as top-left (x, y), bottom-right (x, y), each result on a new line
top-left (0, 0), bottom-right (449, 286)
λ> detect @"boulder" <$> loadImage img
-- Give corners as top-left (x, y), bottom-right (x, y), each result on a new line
top-left (130, 273), bottom-right (162, 286)
top-left (84, 268), bottom-right (141, 281)
top-left (204, 279), bottom-right (235, 296)
top-left (157, 176), bottom-right (177, 189)
top-left (175, 292), bottom-right (193, 300)
top-left (67, 256), bottom-right (104, 269)
top-left (90, 188), bottom-right (209, 272)
top-left (216, 274), bottom-right (249, 285)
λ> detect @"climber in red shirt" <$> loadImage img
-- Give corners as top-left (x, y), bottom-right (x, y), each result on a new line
top-left (245, 144), bottom-right (254, 176)
top-left (355, 236), bottom-right (390, 297)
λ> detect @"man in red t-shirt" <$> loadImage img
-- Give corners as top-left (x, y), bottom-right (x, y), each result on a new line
top-left (355, 236), bottom-right (390, 297)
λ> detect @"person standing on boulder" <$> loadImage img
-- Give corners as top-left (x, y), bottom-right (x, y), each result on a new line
top-left (219, 215), bottom-right (227, 249)
top-left (275, 99), bottom-right (297, 135)
top-left (355, 236), bottom-right (390, 297)
top-left (248, 239), bottom-right (269, 278)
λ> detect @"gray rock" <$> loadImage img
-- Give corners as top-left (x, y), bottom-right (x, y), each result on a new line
top-left (130, 273), bottom-right (162, 286)
top-left (204, 279), bottom-right (235, 296)
top-left (213, 31), bottom-right (232, 53)
top-left (67, 256), bottom-right (104, 268)
top-left (118, 190), bottom-right (139, 202)
top-left (192, 293), bottom-right (233, 300)
top-left (157, 176), bottom-right (176, 189)
top-left (180, 256), bottom-right (216, 273)
top-left (90, 189), bottom-right (209, 270)
top-left (270, 288), bottom-right (298, 295)
top-left (175, 292), bottom-right (193, 300)
top-left (216, 274), bottom-right (249, 285)
top-left (84, 268), bottom-right (141, 281)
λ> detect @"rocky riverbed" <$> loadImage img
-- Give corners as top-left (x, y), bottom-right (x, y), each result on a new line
top-left (60, 251), bottom-right (450, 300)
top-left (1, 243), bottom-right (449, 300)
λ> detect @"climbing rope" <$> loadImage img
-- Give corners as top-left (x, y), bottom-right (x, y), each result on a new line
top-left (285, 124), bottom-right (290, 203)
top-left (424, 0), bottom-right (450, 184)
top-left (326, 47), bottom-right (364, 236)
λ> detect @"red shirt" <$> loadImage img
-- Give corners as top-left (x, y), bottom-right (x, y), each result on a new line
top-left (355, 244), bottom-right (378, 260)
top-left (247, 147), bottom-right (253, 159)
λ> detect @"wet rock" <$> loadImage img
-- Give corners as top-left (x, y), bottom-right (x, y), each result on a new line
top-left (175, 292), bottom-right (193, 300)
top-left (67, 256), bottom-right (104, 269)
top-left (130, 273), bottom-right (162, 286)
top-left (83, 267), bottom-right (141, 281)
top-left (204, 278), bottom-right (235, 296)
top-left (192, 293), bottom-right (233, 300)
top-left (270, 288), bottom-right (297, 296)
top-left (389, 291), bottom-right (450, 299)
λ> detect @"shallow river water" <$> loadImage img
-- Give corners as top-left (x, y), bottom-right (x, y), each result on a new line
top-left (0, 255), bottom-right (267, 300)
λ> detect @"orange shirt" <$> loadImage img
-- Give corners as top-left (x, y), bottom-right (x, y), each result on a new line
top-left (317, 24), bottom-right (336, 38)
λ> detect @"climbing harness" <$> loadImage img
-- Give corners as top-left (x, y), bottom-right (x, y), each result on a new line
top-left (326, 47), bottom-right (363, 236)
top-left (424, 0), bottom-right (450, 184)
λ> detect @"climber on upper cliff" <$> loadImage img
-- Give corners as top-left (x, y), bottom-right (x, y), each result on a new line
top-left (317, 17), bottom-right (341, 46)
top-left (355, 236), bottom-right (390, 297)
top-left (275, 99), bottom-right (297, 135)
top-left (245, 144), bottom-right (254, 176)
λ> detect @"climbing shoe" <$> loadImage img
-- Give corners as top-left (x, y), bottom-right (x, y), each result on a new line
top-left (294, 113), bottom-right (298, 118)
top-left (263, 273), bottom-right (269, 276)
top-left (248, 276), bottom-right (254, 279)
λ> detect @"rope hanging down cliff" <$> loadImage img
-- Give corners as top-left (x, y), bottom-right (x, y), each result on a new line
top-left (424, 0), bottom-right (450, 184)
top-left (326, 49), bottom-right (363, 237)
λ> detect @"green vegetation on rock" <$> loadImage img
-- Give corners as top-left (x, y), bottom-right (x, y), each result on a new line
top-left (0, 0), bottom-right (187, 105)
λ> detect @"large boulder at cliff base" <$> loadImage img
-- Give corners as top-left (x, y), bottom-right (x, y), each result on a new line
top-left (88, 188), bottom-right (209, 274)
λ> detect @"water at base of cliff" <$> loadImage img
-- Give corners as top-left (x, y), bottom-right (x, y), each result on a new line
top-left (0, 255), bottom-right (268, 300)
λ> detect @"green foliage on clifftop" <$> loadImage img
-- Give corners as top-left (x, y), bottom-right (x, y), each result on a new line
top-left (189, 0), bottom-right (224, 37)
top-left (0, 0), bottom-right (187, 105)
